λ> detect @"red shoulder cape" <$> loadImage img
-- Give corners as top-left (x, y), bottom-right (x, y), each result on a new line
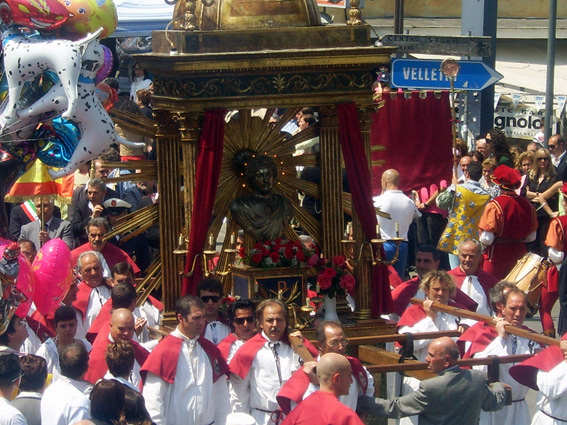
top-left (140, 334), bottom-right (229, 385)
top-left (509, 346), bottom-right (564, 391)
top-left (71, 243), bottom-right (141, 275)
top-left (276, 356), bottom-right (368, 414)
top-left (84, 334), bottom-right (149, 384)
top-left (28, 311), bottom-right (55, 341)
top-left (85, 299), bottom-right (113, 343)
top-left (448, 267), bottom-right (498, 300)
top-left (229, 333), bottom-right (319, 379)
top-left (218, 333), bottom-right (238, 361)
top-left (397, 300), bottom-right (468, 329)
top-left (460, 322), bottom-right (539, 359)
top-left (391, 277), bottom-right (420, 317)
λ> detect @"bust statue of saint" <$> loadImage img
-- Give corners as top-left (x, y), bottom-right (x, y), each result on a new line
top-left (230, 155), bottom-right (293, 241)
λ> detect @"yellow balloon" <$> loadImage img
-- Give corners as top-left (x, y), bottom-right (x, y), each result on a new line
top-left (58, 0), bottom-right (117, 38)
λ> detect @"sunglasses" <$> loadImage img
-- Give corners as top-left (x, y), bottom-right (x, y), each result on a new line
top-left (537, 157), bottom-right (550, 161)
top-left (200, 295), bottom-right (221, 303)
top-left (234, 316), bottom-right (255, 325)
top-left (548, 144), bottom-right (557, 149)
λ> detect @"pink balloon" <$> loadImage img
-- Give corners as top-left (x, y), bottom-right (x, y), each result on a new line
top-left (15, 255), bottom-right (35, 317)
top-left (32, 239), bottom-right (73, 316)
top-left (0, 245), bottom-right (35, 317)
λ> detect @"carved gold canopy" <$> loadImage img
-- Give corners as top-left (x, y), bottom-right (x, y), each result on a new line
top-left (135, 2), bottom-right (394, 324)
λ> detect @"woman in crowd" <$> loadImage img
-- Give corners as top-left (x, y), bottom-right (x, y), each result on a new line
top-left (523, 147), bottom-right (559, 256)
top-left (486, 128), bottom-right (514, 168)
top-left (479, 158), bottom-right (500, 199)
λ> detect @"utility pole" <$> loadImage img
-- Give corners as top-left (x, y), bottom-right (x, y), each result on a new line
top-left (461, 0), bottom-right (498, 138)
top-left (544, 0), bottom-right (557, 145)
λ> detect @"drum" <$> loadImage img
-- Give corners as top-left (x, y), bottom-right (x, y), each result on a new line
top-left (504, 252), bottom-right (550, 316)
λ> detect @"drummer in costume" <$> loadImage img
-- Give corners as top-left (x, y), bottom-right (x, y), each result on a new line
top-left (542, 183), bottom-right (567, 338)
top-left (479, 165), bottom-right (538, 280)
top-left (509, 334), bottom-right (567, 425)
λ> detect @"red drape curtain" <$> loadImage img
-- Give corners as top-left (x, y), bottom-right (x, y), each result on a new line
top-left (371, 91), bottom-right (453, 196)
top-left (181, 109), bottom-right (226, 296)
top-left (337, 103), bottom-right (394, 316)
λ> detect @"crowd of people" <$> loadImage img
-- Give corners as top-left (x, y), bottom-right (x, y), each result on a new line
top-left (3, 98), bottom-right (567, 425)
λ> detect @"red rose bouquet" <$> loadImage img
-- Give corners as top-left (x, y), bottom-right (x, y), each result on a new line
top-left (317, 255), bottom-right (356, 298)
top-left (238, 238), bottom-right (319, 269)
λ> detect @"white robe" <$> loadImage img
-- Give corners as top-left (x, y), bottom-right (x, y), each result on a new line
top-left (40, 376), bottom-right (91, 425)
top-left (473, 334), bottom-right (538, 425)
top-left (143, 328), bottom-right (230, 425)
top-left (84, 285), bottom-right (111, 331)
top-left (460, 275), bottom-right (491, 316)
top-left (531, 360), bottom-right (567, 425)
top-left (230, 332), bottom-right (302, 425)
top-left (36, 338), bottom-right (92, 382)
top-left (203, 321), bottom-right (231, 346)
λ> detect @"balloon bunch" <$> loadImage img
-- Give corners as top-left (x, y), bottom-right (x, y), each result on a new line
top-left (0, 0), bottom-right (120, 182)
top-left (0, 239), bottom-right (73, 335)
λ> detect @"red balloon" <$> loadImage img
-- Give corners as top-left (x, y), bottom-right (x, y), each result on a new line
top-left (0, 245), bottom-right (35, 317)
top-left (32, 239), bottom-right (73, 316)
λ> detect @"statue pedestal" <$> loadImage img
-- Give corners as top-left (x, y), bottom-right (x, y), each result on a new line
top-left (232, 264), bottom-right (308, 305)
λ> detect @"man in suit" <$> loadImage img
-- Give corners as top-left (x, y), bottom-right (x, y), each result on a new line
top-left (68, 178), bottom-right (113, 245)
top-left (8, 201), bottom-right (62, 241)
top-left (357, 337), bottom-right (507, 425)
top-left (20, 199), bottom-right (74, 250)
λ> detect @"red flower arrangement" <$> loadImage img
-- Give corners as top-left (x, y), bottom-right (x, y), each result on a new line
top-left (238, 238), bottom-right (319, 269)
top-left (317, 255), bottom-right (356, 299)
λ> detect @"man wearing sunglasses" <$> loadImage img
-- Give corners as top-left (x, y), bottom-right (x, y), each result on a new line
top-left (218, 299), bottom-right (257, 363)
top-left (197, 278), bottom-right (231, 345)
top-left (277, 320), bottom-right (374, 414)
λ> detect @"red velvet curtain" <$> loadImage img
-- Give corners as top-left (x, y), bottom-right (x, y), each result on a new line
top-left (337, 103), bottom-right (394, 316)
top-left (371, 91), bottom-right (453, 196)
top-left (182, 109), bottom-right (226, 296)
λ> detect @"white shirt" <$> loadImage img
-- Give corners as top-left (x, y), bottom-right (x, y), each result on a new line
top-left (532, 360), bottom-right (567, 425)
top-left (0, 397), bottom-right (27, 425)
top-left (460, 275), bottom-right (491, 316)
top-left (143, 328), bottom-right (230, 425)
top-left (227, 339), bottom-right (245, 364)
top-left (40, 375), bottom-right (91, 425)
top-left (203, 321), bottom-right (231, 346)
top-left (137, 300), bottom-right (162, 344)
top-left (103, 372), bottom-right (140, 392)
top-left (36, 338), bottom-right (92, 382)
top-left (230, 332), bottom-right (301, 425)
top-left (373, 190), bottom-right (420, 241)
top-left (473, 334), bottom-right (539, 425)
top-left (84, 285), bottom-right (112, 331)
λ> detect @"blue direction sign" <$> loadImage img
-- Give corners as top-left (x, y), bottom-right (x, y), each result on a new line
top-left (391, 59), bottom-right (503, 91)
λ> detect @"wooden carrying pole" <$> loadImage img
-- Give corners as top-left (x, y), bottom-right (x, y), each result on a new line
top-left (410, 298), bottom-right (559, 347)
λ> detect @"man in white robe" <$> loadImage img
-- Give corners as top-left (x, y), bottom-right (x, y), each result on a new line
top-left (141, 295), bottom-right (230, 425)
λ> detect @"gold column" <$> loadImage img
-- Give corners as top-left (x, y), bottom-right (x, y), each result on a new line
top-left (155, 111), bottom-right (183, 326)
top-left (318, 105), bottom-right (343, 258)
top-left (353, 106), bottom-right (380, 322)
top-left (177, 113), bottom-right (203, 238)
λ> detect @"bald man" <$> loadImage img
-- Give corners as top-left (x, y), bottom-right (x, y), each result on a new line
top-left (358, 337), bottom-right (507, 425)
top-left (84, 308), bottom-right (149, 386)
top-left (281, 353), bottom-right (364, 425)
top-left (373, 169), bottom-right (420, 279)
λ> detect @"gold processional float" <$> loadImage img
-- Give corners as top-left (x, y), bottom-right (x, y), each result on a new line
top-left (101, 0), bottom-right (553, 385)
